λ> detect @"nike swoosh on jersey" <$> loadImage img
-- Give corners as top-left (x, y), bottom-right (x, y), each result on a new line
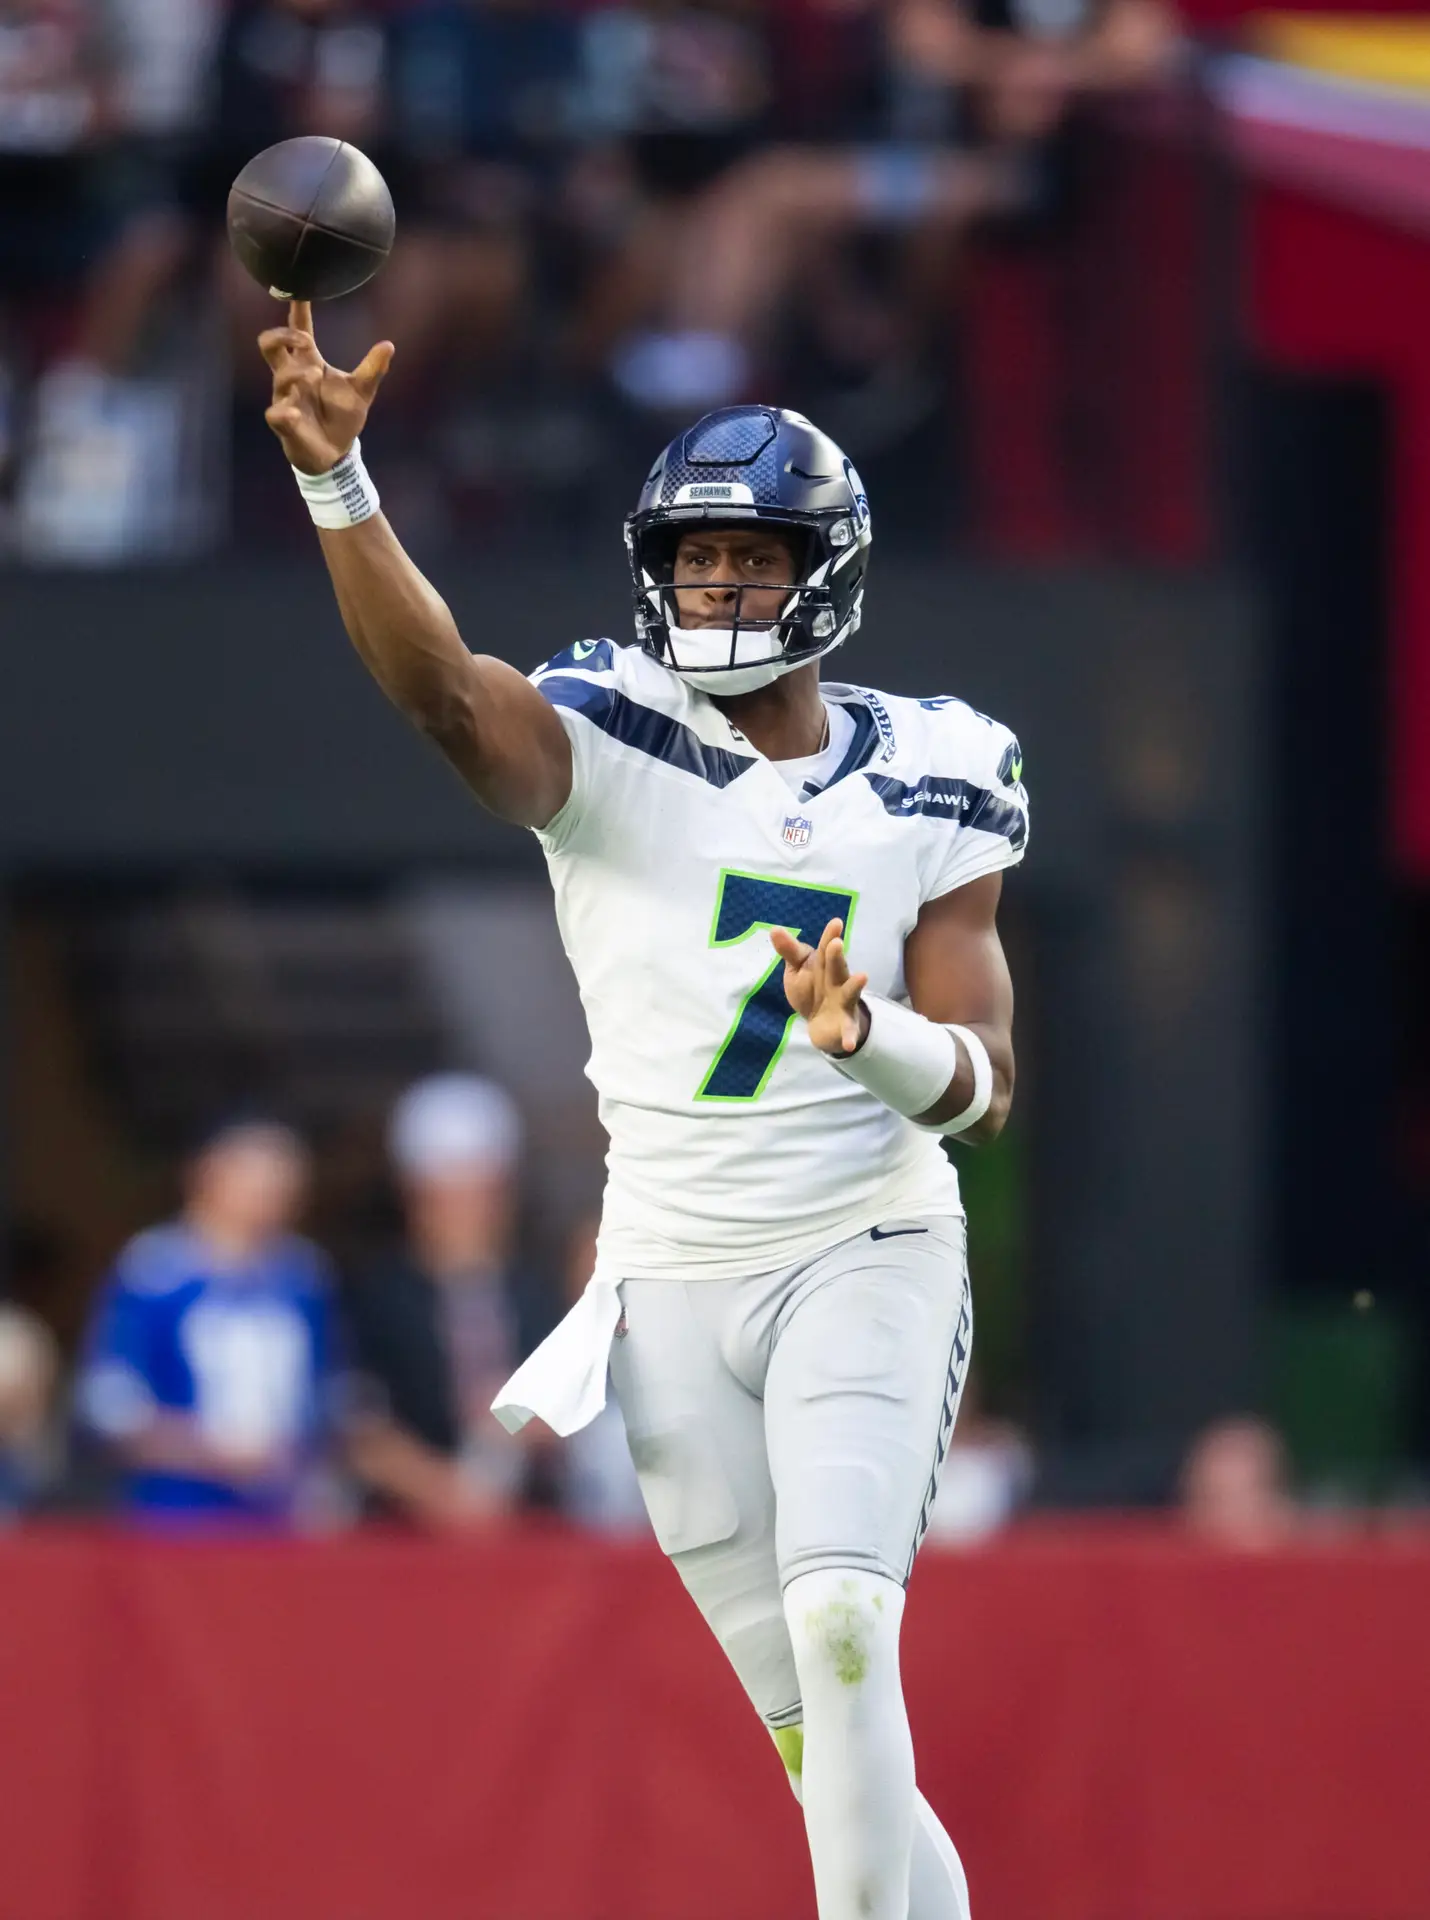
top-left (869, 1225), bottom-right (930, 1241)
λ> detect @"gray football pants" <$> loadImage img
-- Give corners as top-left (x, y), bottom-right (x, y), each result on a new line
top-left (608, 1216), bottom-right (972, 1729)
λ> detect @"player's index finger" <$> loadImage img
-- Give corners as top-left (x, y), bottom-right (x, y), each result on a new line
top-left (289, 299), bottom-right (315, 338)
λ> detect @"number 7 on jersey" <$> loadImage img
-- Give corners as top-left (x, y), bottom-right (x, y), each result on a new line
top-left (697, 870), bottom-right (858, 1102)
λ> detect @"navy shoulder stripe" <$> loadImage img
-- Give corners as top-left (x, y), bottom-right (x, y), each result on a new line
top-left (864, 772), bottom-right (1027, 850)
top-left (541, 638), bottom-right (615, 676)
top-left (798, 698), bottom-right (887, 799)
top-left (538, 675), bottom-right (755, 789)
top-left (827, 701), bottom-right (882, 784)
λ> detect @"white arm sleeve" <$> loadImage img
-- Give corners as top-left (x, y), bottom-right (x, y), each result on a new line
top-left (831, 1001), bottom-right (994, 1134)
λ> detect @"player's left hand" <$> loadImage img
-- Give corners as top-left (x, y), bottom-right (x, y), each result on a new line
top-left (771, 918), bottom-right (870, 1056)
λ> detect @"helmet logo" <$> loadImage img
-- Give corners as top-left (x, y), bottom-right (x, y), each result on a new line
top-left (672, 481), bottom-right (755, 506)
top-left (845, 460), bottom-right (871, 529)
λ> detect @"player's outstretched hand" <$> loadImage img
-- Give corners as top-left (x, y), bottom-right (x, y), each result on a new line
top-left (259, 299), bottom-right (394, 476)
top-left (771, 918), bottom-right (870, 1056)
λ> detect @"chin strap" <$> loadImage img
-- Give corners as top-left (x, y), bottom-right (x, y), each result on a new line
top-left (660, 609), bottom-right (850, 693)
top-left (662, 622), bottom-right (806, 694)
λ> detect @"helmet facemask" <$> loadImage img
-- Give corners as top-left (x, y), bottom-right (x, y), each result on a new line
top-left (631, 514), bottom-right (866, 694)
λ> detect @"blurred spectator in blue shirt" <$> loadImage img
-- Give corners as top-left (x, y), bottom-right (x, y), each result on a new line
top-left (76, 1116), bottom-right (342, 1527)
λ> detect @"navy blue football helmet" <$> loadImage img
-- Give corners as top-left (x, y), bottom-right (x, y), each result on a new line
top-left (624, 406), bottom-right (872, 693)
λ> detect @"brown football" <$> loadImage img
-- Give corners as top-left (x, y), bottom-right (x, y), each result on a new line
top-left (227, 137), bottom-right (395, 302)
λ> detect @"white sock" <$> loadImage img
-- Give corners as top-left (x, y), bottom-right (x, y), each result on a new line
top-left (911, 1791), bottom-right (972, 1920)
top-left (782, 1566), bottom-right (917, 1920)
top-left (774, 1738), bottom-right (971, 1920)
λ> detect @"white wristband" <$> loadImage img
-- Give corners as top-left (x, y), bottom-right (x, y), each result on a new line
top-left (938, 1024), bottom-right (994, 1136)
top-left (292, 437), bottom-right (379, 529)
top-left (830, 995), bottom-right (957, 1118)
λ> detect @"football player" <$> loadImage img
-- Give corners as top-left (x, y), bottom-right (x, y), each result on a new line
top-left (260, 301), bottom-right (1028, 1920)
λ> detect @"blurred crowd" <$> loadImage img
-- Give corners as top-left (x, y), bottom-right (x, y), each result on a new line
top-left (0, 0), bottom-right (1177, 561)
top-left (0, 1073), bottom-right (648, 1533)
top-left (0, 1061), bottom-right (1394, 1546)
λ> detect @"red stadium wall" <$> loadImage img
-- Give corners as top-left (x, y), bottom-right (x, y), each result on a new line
top-left (1, 1525), bottom-right (1426, 1920)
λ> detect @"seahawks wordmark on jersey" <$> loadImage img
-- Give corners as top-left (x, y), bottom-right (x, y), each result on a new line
top-left (530, 638), bottom-right (1029, 1281)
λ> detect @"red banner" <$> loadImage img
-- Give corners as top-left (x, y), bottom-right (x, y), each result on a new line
top-left (0, 1524), bottom-right (1426, 1920)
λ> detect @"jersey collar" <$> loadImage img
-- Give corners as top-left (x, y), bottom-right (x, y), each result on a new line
top-left (697, 681), bottom-right (897, 798)
top-left (802, 684), bottom-right (897, 795)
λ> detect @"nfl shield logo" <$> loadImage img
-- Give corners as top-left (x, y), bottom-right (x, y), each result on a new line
top-left (782, 815), bottom-right (813, 848)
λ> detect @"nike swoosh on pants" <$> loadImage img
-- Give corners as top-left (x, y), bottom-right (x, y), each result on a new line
top-left (869, 1225), bottom-right (929, 1242)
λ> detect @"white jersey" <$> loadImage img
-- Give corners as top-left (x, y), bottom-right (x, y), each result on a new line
top-left (529, 638), bottom-right (1029, 1281)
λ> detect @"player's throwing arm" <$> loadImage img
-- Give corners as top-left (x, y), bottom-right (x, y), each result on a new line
top-left (259, 300), bottom-right (573, 831)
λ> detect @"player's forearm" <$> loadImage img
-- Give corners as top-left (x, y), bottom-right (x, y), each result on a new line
top-left (901, 875), bottom-right (1016, 1141)
top-left (913, 1023), bottom-right (1013, 1143)
top-left (317, 515), bottom-right (477, 735)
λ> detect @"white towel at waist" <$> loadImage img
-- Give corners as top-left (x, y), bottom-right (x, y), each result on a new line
top-left (491, 1274), bottom-right (622, 1437)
